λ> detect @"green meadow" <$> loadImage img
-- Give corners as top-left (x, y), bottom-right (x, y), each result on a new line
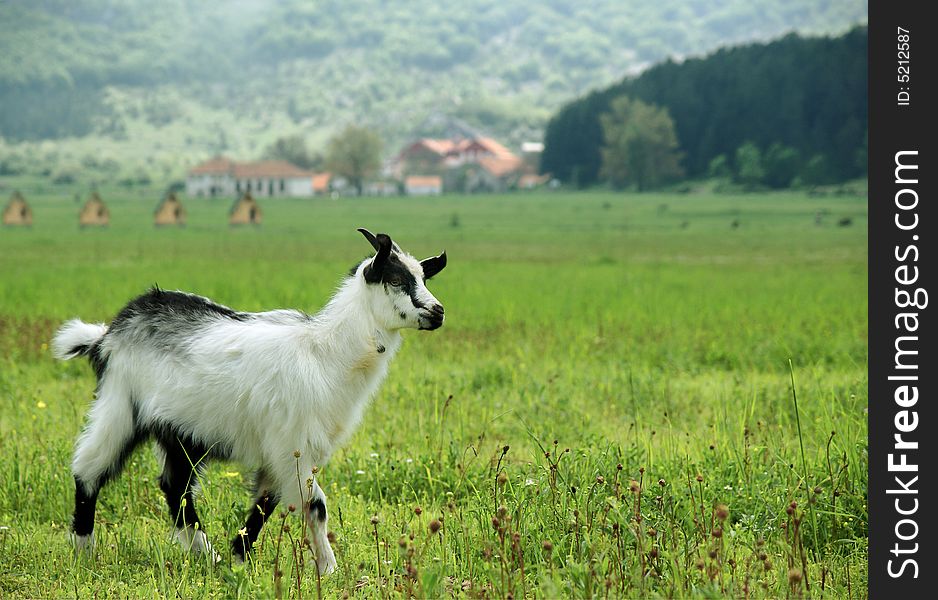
top-left (0, 187), bottom-right (867, 598)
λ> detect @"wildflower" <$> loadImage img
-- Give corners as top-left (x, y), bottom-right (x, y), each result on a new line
top-left (293, 450), bottom-right (301, 458)
top-left (788, 568), bottom-right (803, 584)
top-left (370, 515), bottom-right (379, 525)
top-left (715, 504), bottom-right (729, 521)
top-left (414, 506), bottom-right (422, 516)
top-left (429, 519), bottom-right (442, 534)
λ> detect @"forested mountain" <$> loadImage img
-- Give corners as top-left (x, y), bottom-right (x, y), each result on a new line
top-left (542, 27), bottom-right (868, 187)
top-left (0, 0), bottom-right (866, 182)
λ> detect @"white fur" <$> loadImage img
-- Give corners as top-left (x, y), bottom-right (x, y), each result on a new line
top-left (51, 319), bottom-right (107, 359)
top-left (174, 527), bottom-right (221, 563)
top-left (71, 532), bottom-right (94, 553)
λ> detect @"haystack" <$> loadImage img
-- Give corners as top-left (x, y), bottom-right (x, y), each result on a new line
top-left (154, 192), bottom-right (186, 226)
top-left (79, 192), bottom-right (110, 227)
top-left (2, 191), bottom-right (32, 226)
top-left (229, 192), bottom-right (262, 226)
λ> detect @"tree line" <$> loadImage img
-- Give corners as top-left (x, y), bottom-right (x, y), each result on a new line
top-left (541, 26), bottom-right (867, 189)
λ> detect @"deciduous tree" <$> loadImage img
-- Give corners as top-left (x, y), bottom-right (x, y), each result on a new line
top-left (599, 96), bottom-right (683, 190)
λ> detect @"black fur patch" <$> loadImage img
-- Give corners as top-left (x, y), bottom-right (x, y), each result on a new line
top-left (308, 498), bottom-right (327, 522)
top-left (71, 476), bottom-right (98, 536)
top-left (376, 254), bottom-right (425, 309)
top-left (232, 484), bottom-right (279, 558)
top-left (109, 288), bottom-right (250, 338)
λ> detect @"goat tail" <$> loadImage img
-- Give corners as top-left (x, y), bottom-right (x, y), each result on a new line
top-left (52, 319), bottom-right (108, 360)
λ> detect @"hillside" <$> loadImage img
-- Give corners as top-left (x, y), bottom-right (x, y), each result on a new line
top-left (542, 27), bottom-right (868, 187)
top-left (0, 0), bottom-right (866, 184)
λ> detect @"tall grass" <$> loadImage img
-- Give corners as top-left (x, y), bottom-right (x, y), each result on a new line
top-left (0, 188), bottom-right (867, 597)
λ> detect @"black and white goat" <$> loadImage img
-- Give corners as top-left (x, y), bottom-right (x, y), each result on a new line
top-left (52, 229), bottom-right (446, 574)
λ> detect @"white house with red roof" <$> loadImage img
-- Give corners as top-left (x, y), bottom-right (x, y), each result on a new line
top-left (186, 156), bottom-right (315, 198)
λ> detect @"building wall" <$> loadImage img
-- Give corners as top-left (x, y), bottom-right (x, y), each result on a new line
top-left (188, 175), bottom-right (313, 197)
top-left (186, 174), bottom-right (237, 197)
top-left (406, 184), bottom-right (442, 196)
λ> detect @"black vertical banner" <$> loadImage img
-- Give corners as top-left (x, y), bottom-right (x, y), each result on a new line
top-left (869, 1), bottom-right (935, 596)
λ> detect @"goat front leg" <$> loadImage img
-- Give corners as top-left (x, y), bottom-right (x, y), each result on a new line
top-left (305, 479), bottom-right (336, 576)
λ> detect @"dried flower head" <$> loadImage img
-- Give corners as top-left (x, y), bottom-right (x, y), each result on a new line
top-left (429, 519), bottom-right (442, 534)
top-left (370, 515), bottom-right (380, 525)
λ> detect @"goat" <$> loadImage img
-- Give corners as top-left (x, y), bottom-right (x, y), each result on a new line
top-left (51, 228), bottom-right (447, 574)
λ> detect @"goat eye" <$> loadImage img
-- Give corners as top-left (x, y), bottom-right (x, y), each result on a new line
top-left (388, 277), bottom-right (402, 287)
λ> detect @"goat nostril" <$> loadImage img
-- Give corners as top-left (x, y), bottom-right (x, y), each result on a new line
top-left (433, 304), bottom-right (445, 315)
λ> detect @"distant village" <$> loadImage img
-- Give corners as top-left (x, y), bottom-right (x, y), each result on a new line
top-left (185, 136), bottom-right (549, 199)
top-left (3, 136), bottom-right (551, 228)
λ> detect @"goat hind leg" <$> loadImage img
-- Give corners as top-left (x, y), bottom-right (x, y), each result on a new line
top-left (157, 436), bottom-right (219, 562)
top-left (70, 385), bottom-right (139, 553)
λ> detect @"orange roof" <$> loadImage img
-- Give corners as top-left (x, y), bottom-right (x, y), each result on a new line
top-left (189, 157), bottom-right (313, 179)
top-left (232, 160), bottom-right (314, 179)
top-left (474, 137), bottom-right (516, 158)
top-left (478, 155), bottom-right (523, 178)
top-left (190, 155), bottom-right (234, 175)
top-left (312, 172), bottom-right (332, 192)
top-left (405, 175), bottom-right (443, 187)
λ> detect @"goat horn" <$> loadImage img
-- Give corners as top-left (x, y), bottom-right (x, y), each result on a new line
top-left (357, 228), bottom-right (380, 251)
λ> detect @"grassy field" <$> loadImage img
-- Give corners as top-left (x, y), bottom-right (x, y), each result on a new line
top-left (0, 187), bottom-right (867, 598)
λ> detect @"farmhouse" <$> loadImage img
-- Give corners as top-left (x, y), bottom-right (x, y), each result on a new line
top-left (229, 192), bottom-right (262, 226)
top-left (186, 156), bottom-right (314, 198)
top-left (79, 193), bottom-right (109, 227)
top-left (391, 136), bottom-right (536, 193)
top-left (154, 193), bottom-right (186, 226)
top-left (2, 191), bottom-right (32, 226)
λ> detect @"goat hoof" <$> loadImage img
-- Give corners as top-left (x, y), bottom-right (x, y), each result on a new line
top-left (315, 545), bottom-right (337, 576)
top-left (70, 532), bottom-right (95, 555)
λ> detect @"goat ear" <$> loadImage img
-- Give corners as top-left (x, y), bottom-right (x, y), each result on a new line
top-left (420, 251), bottom-right (447, 279)
top-left (362, 232), bottom-right (392, 283)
